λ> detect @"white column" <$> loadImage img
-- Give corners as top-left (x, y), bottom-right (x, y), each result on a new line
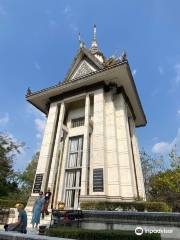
top-left (47, 102), bottom-right (65, 191)
top-left (90, 88), bottom-right (105, 195)
top-left (129, 117), bottom-right (146, 200)
top-left (57, 135), bottom-right (69, 202)
top-left (115, 94), bottom-right (137, 199)
top-left (81, 94), bottom-right (90, 195)
top-left (32, 102), bottom-right (59, 195)
top-left (104, 91), bottom-right (120, 197)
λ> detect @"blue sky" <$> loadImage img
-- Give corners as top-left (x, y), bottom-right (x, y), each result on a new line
top-left (0, 0), bottom-right (180, 170)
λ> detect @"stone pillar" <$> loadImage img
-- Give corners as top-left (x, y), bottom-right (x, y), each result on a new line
top-left (47, 102), bottom-right (65, 191)
top-left (115, 94), bottom-right (137, 199)
top-left (81, 94), bottom-right (90, 195)
top-left (90, 88), bottom-right (105, 195)
top-left (57, 136), bottom-right (69, 202)
top-left (104, 90), bottom-right (120, 197)
top-left (32, 102), bottom-right (59, 195)
top-left (129, 117), bottom-right (146, 200)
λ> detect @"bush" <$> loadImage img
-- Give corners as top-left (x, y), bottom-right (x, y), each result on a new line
top-left (145, 202), bottom-right (172, 212)
top-left (46, 227), bottom-right (161, 240)
top-left (80, 201), bottom-right (171, 212)
top-left (0, 199), bottom-right (26, 208)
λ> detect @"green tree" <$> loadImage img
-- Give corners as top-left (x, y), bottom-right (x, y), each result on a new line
top-left (140, 150), bottom-right (165, 198)
top-left (18, 152), bottom-right (39, 202)
top-left (169, 148), bottom-right (180, 169)
top-left (140, 150), bottom-right (154, 197)
top-left (149, 168), bottom-right (180, 211)
top-left (0, 132), bottom-right (23, 198)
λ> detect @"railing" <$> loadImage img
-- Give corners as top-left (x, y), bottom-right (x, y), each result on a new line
top-left (82, 210), bottom-right (180, 226)
top-left (51, 209), bottom-right (180, 227)
top-left (50, 209), bottom-right (83, 227)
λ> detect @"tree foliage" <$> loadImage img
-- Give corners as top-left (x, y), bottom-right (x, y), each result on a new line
top-left (140, 150), bottom-right (165, 198)
top-left (169, 148), bottom-right (180, 169)
top-left (0, 133), bottom-right (23, 198)
top-left (149, 168), bottom-right (180, 211)
top-left (18, 152), bottom-right (39, 202)
top-left (141, 148), bottom-right (180, 211)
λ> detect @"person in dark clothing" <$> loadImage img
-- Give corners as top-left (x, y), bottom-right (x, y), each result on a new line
top-left (42, 188), bottom-right (51, 219)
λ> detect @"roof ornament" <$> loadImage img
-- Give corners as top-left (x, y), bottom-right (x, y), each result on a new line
top-left (91, 24), bottom-right (98, 54)
top-left (26, 87), bottom-right (32, 96)
top-left (119, 50), bottom-right (127, 61)
top-left (78, 32), bottom-right (85, 48)
top-left (78, 32), bottom-right (83, 48)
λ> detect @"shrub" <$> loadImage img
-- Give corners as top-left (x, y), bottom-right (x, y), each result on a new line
top-left (46, 227), bottom-right (161, 240)
top-left (0, 199), bottom-right (25, 208)
top-left (80, 201), bottom-right (171, 212)
top-left (145, 202), bottom-right (172, 212)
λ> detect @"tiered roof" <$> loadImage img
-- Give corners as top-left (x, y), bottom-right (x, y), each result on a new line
top-left (26, 25), bottom-right (147, 127)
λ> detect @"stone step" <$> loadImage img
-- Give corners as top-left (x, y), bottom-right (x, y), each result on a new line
top-left (27, 211), bottom-right (52, 228)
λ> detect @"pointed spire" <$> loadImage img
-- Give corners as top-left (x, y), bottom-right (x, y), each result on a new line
top-left (78, 32), bottom-right (83, 48)
top-left (91, 24), bottom-right (98, 54)
top-left (26, 87), bottom-right (32, 96)
top-left (93, 24), bottom-right (97, 43)
top-left (78, 32), bottom-right (86, 48)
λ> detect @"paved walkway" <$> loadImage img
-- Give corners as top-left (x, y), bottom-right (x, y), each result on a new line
top-left (0, 225), bottom-right (74, 240)
top-left (0, 231), bottom-right (74, 240)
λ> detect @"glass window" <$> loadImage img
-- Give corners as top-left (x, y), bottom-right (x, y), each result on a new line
top-left (71, 117), bottom-right (85, 128)
top-left (64, 136), bottom-right (83, 209)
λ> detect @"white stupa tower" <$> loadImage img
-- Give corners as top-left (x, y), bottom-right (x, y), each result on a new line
top-left (26, 25), bottom-right (146, 209)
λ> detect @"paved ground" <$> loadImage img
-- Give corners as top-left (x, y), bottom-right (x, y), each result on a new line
top-left (0, 225), bottom-right (73, 239)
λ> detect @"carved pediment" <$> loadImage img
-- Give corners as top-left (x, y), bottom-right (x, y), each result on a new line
top-left (71, 60), bottom-right (96, 80)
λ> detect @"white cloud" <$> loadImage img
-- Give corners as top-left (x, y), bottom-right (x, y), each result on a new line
top-left (0, 113), bottom-right (9, 126)
top-left (174, 63), bottom-right (180, 84)
top-left (26, 104), bottom-right (44, 118)
top-left (62, 5), bottom-right (79, 34)
top-left (152, 137), bottom-right (159, 142)
top-left (152, 128), bottom-right (180, 154)
top-left (158, 66), bottom-right (164, 75)
top-left (152, 142), bottom-right (171, 154)
top-left (34, 62), bottom-right (41, 71)
top-left (177, 110), bottom-right (180, 114)
top-left (63, 5), bottom-right (72, 16)
top-left (49, 19), bottom-right (57, 27)
top-left (26, 104), bottom-right (46, 142)
top-left (69, 23), bottom-right (78, 33)
top-left (132, 69), bottom-right (137, 76)
top-left (35, 118), bottom-right (46, 139)
top-left (0, 5), bottom-right (7, 16)
top-left (151, 89), bottom-right (159, 97)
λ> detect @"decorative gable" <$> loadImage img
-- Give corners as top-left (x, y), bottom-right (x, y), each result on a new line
top-left (71, 60), bottom-right (96, 80)
top-left (64, 47), bottom-right (104, 82)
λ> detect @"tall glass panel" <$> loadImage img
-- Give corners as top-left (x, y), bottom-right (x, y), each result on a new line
top-left (64, 136), bottom-right (83, 209)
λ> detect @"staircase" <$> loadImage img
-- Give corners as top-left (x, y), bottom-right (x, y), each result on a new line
top-left (26, 207), bottom-right (52, 228)
top-left (26, 196), bottom-right (52, 228)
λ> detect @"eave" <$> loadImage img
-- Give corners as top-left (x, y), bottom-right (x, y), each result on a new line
top-left (26, 61), bottom-right (147, 127)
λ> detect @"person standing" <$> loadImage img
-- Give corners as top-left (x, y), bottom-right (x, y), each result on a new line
top-left (31, 191), bottom-right (45, 228)
top-left (42, 188), bottom-right (52, 219)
